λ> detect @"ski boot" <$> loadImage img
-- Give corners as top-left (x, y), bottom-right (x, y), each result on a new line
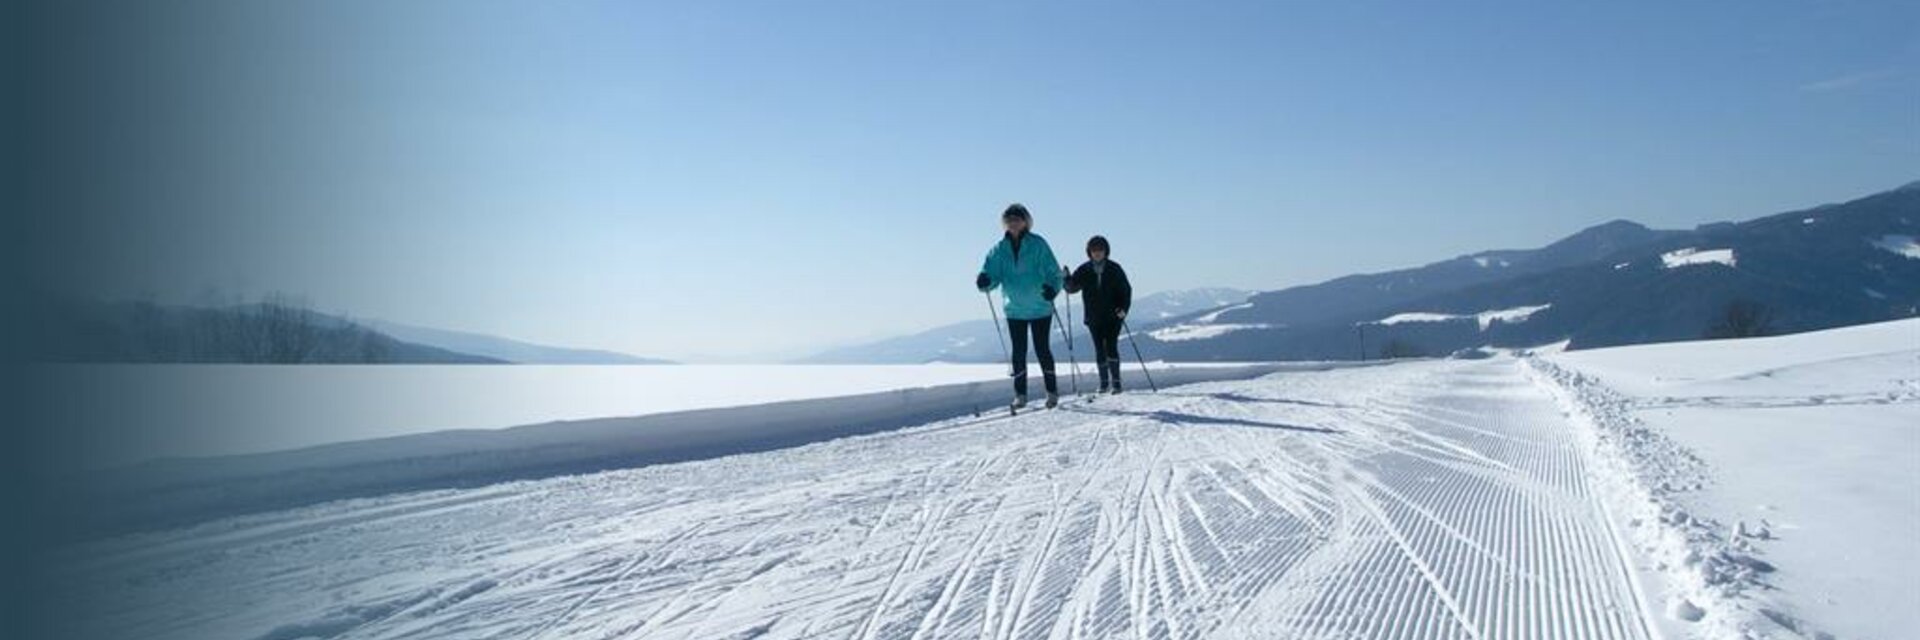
top-left (1011, 394), bottom-right (1029, 412)
top-left (1045, 392), bottom-right (1060, 409)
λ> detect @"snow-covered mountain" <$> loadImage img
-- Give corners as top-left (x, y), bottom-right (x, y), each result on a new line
top-left (1139, 182), bottom-right (1920, 361)
top-left (362, 319), bottom-right (672, 364)
top-left (798, 288), bottom-right (1252, 363)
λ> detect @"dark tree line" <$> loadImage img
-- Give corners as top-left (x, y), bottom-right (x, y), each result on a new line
top-left (37, 293), bottom-right (411, 363)
top-left (1706, 299), bottom-right (1774, 340)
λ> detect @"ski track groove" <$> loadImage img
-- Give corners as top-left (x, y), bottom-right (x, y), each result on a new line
top-left (69, 359), bottom-right (1663, 640)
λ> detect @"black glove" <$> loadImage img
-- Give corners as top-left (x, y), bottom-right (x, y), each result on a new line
top-left (1043, 284), bottom-right (1058, 301)
top-left (975, 273), bottom-right (992, 291)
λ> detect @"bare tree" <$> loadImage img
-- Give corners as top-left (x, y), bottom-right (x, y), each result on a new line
top-left (1379, 339), bottom-right (1426, 360)
top-left (1707, 299), bottom-right (1774, 339)
top-left (253, 293), bottom-right (329, 363)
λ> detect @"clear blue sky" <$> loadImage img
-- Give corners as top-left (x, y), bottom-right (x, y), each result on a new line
top-left (88, 0), bottom-right (1918, 360)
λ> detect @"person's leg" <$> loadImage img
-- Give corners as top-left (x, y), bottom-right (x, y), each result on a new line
top-left (1031, 316), bottom-right (1058, 395)
top-left (1100, 326), bottom-right (1123, 390)
top-left (1090, 324), bottom-right (1113, 389)
top-left (1098, 320), bottom-right (1113, 386)
top-left (1008, 318), bottom-right (1030, 397)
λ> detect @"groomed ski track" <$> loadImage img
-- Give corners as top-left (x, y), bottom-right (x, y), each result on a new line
top-left (65, 358), bottom-right (1658, 640)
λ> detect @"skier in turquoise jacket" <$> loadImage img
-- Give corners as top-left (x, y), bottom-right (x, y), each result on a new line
top-left (975, 203), bottom-right (1064, 409)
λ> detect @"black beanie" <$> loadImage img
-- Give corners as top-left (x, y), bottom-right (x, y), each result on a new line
top-left (1087, 235), bottom-right (1110, 256)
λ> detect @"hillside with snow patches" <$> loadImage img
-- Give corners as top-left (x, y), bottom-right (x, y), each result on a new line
top-left (1139, 182), bottom-right (1920, 361)
top-left (48, 319), bottom-right (1917, 640)
top-left (800, 288), bottom-right (1252, 363)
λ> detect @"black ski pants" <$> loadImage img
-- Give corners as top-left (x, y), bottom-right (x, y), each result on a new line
top-left (1007, 316), bottom-right (1057, 396)
top-left (1088, 321), bottom-right (1122, 388)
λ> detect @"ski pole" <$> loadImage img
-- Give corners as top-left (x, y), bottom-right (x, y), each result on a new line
top-left (1120, 318), bottom-right (1159, 392)
top-left (1051, 295), bottom-right (1080, 396)
top-left (986, 291), bottom-right (1012, 377)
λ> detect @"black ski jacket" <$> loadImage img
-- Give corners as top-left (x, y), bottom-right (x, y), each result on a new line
top-left (1065, 260), bottom-right (1132, 330)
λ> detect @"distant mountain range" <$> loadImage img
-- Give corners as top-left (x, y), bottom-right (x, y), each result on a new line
top-left (798, 288), bottom-right (1253, 363)
top-left (29, 296), bottom-right (670, 364)
top-left (361, 319), bottom-right (673, 364)
top-left (1137, 181), bottom-right (1920, 360)
top-left (28, 297), bottom-right (505, 364)
top-left (37, 183), bottom-right (1917, 365)
top-left (812, 181), bottom-right (1919, 364)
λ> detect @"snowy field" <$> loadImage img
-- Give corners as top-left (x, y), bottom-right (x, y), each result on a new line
top-left (42, 364), bottom-right (1008, 468)
top-left (1544, 319), bottom-right (1919, 640)
top-left (48, 321), bottom-right (1917, 639)
top-left (71, 363), bottom-right (1304, 535)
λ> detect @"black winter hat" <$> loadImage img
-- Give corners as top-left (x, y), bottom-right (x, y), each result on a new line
top-left (1087, 235), bottom-right (1110, 256)
top-left (1002, 203), bottom-right (1031, 222)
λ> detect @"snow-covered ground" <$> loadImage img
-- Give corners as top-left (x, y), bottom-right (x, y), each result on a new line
top-left (73, 363), bottom-right (1307, 536)
top-left (1660, 248), bottom-right (1738, 269)
top-left (40, 365), bottom-right (1006, 468)
top-left (1373, 304), bottom-right (1553, 331)
top-left (1869, 234), bottom-right (1919, 259)
top-left (1148, 322), bottom-right (1274, 342)
top-left (1147, 303), bottom-right (1275, 342)
top-left (58, 360), bottom-right (1656, 639)
top-left (1543, 319), bottom-right (1920, 640)
top-left (48, 321), bottom-right (1916, 639)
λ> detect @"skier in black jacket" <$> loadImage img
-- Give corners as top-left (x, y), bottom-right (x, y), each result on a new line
top-left (1063, 235), bottom-right (1133, 393)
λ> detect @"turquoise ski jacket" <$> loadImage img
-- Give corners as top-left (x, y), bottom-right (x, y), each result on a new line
top-left (979, 231), bottom-right (1064, 321)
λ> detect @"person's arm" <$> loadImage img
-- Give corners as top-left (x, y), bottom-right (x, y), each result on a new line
top-left (1114, 263), bottom-right (1134, 318)
top-left (1040, 241), bottom-right (1065, 297)
top-left (1063, 263), bottom-right (1086, 294)
top-left (976, 244), bottom-right (1002, 292)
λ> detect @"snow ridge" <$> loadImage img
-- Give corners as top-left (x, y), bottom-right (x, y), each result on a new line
top-left (1526, 359), bottom-right (1802, 639)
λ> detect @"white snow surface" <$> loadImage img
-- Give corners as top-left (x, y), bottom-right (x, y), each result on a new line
top-left (42, 364), bottom-right (1010, 468)
top-left (1376, 304), bottom-right (1553, 331)
top-left (1148, 322), bottom-right (1273, 342)
top-left (1146, 304), bottom-right (1275, 342)
top-left (1868, 234), bottom-right (1920, 259)
top-left (53, 321), bottom-right (1917, 640)
top-left (1544, 319), bottom-right (1920, 640)
top-left (61, 359), bottom-right (1666, 640)
top-left (1660, 248), bottom-right (1737, 269)
top-left (1192, 302), bottom-right (1252, 324)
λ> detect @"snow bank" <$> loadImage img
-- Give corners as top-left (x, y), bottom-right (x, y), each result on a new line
top-left (74, 362), bottom-right (1373, 537)
top-left (1527, 359), bottom-right (1752, 639)
top-left (1536, 318), bottom-right (1920, 639)
top-left (1374, 304), bottom-right (1553, 331)
top-left (1660, 247), bottom-right (1737, 269)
